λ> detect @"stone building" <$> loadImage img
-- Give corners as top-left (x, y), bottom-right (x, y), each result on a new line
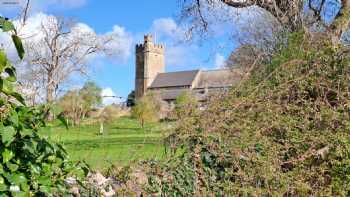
top-left (135, 35), bottom-right (241, 104)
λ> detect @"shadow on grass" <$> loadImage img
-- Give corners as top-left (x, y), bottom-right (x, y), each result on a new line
top-left (62, 137), bottom-right (163, 148)
top-left (110, 126), bottom-right (143, 131)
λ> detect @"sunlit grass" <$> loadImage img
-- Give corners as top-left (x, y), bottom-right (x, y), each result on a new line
top-left (40, 117), bottom-right (167, 170)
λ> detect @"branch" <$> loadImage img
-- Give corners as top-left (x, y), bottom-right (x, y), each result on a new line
top-left (20, 0), bottom-right (31, 26)
top-left (221, 0), bottom-right (256, 8)
top-left (328, 0), bottom-right (350, 44)
top-left (196, 0), bottom-right (209, 30)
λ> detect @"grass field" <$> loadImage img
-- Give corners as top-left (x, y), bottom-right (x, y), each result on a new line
top-left (40, 117), bottom-right (167, 170)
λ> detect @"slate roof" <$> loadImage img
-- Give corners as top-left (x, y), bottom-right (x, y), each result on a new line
top-left (158, 89), bottom-right (189, 101)
top-left (196, 69), bottom-right (241, 89)
top-left (149, 70), bottom-right (200, 88)
top-left (149, 68), bottom-right (243, 101)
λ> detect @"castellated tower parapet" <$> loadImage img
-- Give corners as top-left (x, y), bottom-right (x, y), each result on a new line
top-left (135, 34), bottom-right (165, 99)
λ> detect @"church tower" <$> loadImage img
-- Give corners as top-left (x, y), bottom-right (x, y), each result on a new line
top-left (135, 34), bottom-right (165, 99)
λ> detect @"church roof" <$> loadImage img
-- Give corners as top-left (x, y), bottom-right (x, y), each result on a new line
top-left (149, 70), bottom-right (200, 88)
top-left (158, 89), bottom-right (189, 101)
top-left (195, 69), bottom-right (242, 89)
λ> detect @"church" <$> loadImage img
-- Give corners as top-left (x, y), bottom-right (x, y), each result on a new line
top-left (134, 35), bottom-right (241, 104)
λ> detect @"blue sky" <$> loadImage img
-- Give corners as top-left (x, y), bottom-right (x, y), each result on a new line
top-left (0, 1), bottom-right (344, 104)
top-left (0, 0), bottom-right (234, 104)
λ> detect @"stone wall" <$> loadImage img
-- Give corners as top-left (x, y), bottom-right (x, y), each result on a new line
top-left (135, 35), bottom-right (165, 99)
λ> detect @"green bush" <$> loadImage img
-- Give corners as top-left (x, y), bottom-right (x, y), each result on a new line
top-left (0, 17), bottom-right (88, 196)
top-left (144, 32), bottom-right (350, 196)
top-left (132, 93), bottom-right (160, 128)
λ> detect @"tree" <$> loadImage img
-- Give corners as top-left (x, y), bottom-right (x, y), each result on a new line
top-left (126, 90), bottom-right (135, 107)
top-left (172, 91), bottom-right (198, 120)
top-left (180, 0), bottom-right (350, 46)
top-left (58, 90), bottom-right (83, 125)
top-left (0, 16), bottom-right (88, 196)
top-left (225, 44), bottom-right (262, 71)
top-left (131, 93), bottom-right (160, 128)
top-left (79, 81), bottom-right (102, 118)
top-left (96, 105), bottom-right (122, 134)
top-left (20, 16), bottom-right (114, 104)
top-left (58, 81), bottom-right (102, 125)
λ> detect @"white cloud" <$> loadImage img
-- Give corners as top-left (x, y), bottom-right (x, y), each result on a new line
top-left (147, 17), bottom-right (199, 68)
top-left (103, 25), bottom-right (133, 63)
top-left (101, 87), bottom-right (121, 106)
top-left (150, 18), bottom-right (185, 41)
top-left (0, 12), bottom-right (133, 64)
top-left (166, 45), bottom-right (199, 67)
top-left (215, 53), bottom-right (225, 68)
top-left (0, 12), bottom-right (133, 102)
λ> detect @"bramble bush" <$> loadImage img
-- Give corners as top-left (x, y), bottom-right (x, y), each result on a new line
top-left (0, 17), bottom-right (88, 196)
top-left (144, 32), bottom-right (350, 196)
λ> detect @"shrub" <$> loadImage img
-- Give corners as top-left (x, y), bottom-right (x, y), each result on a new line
top-left (172, 91), bottom-right (198, 120)
top-left (144, 32), bottom-right (350, 196)
top-left (131, 93), bottom-right (160, 128)
top-left (58, 81), bottom-right (102, 125)
top-left (0, 17), bottom-right (88, 196)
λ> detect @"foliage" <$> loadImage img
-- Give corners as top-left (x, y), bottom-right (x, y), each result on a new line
top-left (97, 105), bottom-right (122, 124)
top-left (144, 32), bottom-right (350, 196)
top-left (131, 93), bottom-right (160, 128)
top-left (96, 105), bottom-right (123, 134)
top-left (79, 81), bottom-right (102, 112)
top-left (0, 17), bottom-right (88, 196)
top-left (58, 90), bottom-right (83, 125)
top-left (58, 81), bottom-right (102, 125)
top-left (127, 90), bottom-right (135, 107)
top-left (172, 91), bottom-right (198, 119)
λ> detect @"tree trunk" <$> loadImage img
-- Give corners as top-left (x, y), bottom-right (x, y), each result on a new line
top-left (141, 119), bottom-right (144, 128)
top-left (46, 71), bottom-right (55, 104)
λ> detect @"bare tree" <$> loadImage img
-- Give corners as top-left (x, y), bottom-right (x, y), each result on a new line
top-left (17, 63), bottom-right (45, 105)
top-left (179, 0), bottom-right (350, 45)
top-left (225, 44), bottom-right (262, 70)
top-left (20, 16), bottom-right (114, 104)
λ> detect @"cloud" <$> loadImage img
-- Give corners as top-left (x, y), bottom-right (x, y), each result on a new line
top-left (150, 18), bottom-right (185, 41)
top-left (0, 12), bottom-right (133, 101)
top-left (214, 53), bottom-right (225, 68)
top-left (0, 12), bottom-right (133, 64)
top-left (101, 87), bottom-right (121, 106)
top-left (147, 18), bottom-right (200, 68)
top-left (103, 25), bottom-right (133, 63)
top-left (166, 45), bottom-right (199, 67)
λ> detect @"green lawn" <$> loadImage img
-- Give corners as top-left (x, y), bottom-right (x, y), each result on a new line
top-left (40, 117), bottom-right (167, 170)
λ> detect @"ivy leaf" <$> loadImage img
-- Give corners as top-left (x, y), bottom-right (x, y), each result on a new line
top-left (9, 111), bottom-right (19, 127)
top-left (38, 176), bottom-right (51, 186)
top-left (2, 149), bottom-right (14, 163)
top-left (10, 92), bottom-right (26, 106)
top-left (10, 173), bottom-right (27, 185)
top-left (5, 67), bottom-right (16, 82)
top-left (1, 20), bottom-right (15, 32)
top-left (0, 177), bottom-right (7, 191)
top-left (1, 79), bottom-right (14, 95)
top-left (0, 50), bottom-right (7, 72)
top-left (6, 163), bottom-right (19, 172)
top-left (11, 35), bottom-right (24, 60)
top-left (12, 191), bottom-right (29, 197)
top-left (1, 126), bottom-right (16, 146)
top-left (57, 113), bottom-right (69, 130)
